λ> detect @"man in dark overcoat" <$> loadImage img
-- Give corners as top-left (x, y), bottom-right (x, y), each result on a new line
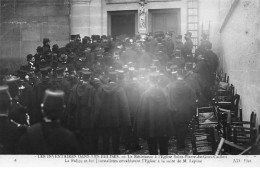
top-left (137, 73), bottom-right (174, 155)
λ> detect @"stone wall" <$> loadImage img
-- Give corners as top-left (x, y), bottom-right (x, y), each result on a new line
top-left (220, 0), bottom-right (260, 124)
top-left (0, 0), bottom-right (70, 71)
top-left (199, 0), bottom-right (221, 55)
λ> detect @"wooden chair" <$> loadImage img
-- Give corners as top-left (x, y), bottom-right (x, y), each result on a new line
top-left (191, 126), bottom-right (217, 155)
top-left (226, 112), bottom-right (257, 147)
top-left (217, 73), bottom-right (227, 83)
top-left (215, 137), bottom-right (251, 155)
top-left (218, 94), bottom-right (240, 116)
top-left (215, 84), bottom-right (235, 110)
top-left (196, 100), bottom-right (221, 130)
top-left (189, 100), bottom-right (221, 155)
top-left (217, 94), bottom-right (241, 138)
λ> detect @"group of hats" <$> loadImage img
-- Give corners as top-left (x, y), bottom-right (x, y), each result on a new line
top-left (0, 85), bottom-right (65, 120)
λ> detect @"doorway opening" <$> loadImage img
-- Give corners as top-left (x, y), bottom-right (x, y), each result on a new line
top-left (108, 10), bottom-right (137, 38)
top-left (149, 9), bottom-right (181, 35)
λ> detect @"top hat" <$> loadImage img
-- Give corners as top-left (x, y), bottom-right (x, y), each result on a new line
top-left (70, 35), bottom-right (78, 41)
top-left (91, 35), bottom-right (101, 41)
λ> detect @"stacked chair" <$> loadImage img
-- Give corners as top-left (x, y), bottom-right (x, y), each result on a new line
top-left (189, 100), bottom-right (220, 155)
top-left (189, 72), bottom-right (258, 155)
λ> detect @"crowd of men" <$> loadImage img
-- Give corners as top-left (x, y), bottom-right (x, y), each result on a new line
top-left (0, 31), bottom-right (219, 155)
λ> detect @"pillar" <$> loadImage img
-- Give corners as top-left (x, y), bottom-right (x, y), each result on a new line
top-left (138, 0), bottom-right (148, 40)
top-left (70, 0), bottom-right (91, 37)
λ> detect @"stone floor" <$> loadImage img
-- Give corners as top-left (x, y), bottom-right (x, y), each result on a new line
top-left (120, 137), bottom-right (193, 155)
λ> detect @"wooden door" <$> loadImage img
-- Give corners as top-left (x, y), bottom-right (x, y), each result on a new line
top-left (151, 9), bottom-right (179, 34)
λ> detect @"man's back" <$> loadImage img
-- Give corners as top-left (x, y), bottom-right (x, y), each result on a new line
top-left (137, 86), bottom-right (174, 139)
top-left (17, 122), bottom-right (79, 154)
top-left (98, 82), bottom-right (130, 128)
top-left (0, 116), bottom-right (26, 154)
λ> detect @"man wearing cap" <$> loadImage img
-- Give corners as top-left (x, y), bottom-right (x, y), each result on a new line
top-left (144, 33), bottom-right (154, 56)
top-left (121, 70), bottom-right (143, 153)
top-left (25, 54), bottom-right (36, 71)
top-left (16, 70), bottom-right (35, 126)
top-left (68, 70), bottom-right (96, 154)
top-left (4, 76), bottom-right (29, 127)
top-left (138, 48), bottom-right (152, 68)
top-left (182, 32), bottom-right (193, 62)
top-left (184, 63), bottom-right (202, 101)
top-left (97, 71), bottom-right (131, 154)
top-left (164, 32), bottom-right (175, 60)
top-left (203, 42), bottom-right (219, 85)
top-left (121, 39), bottom-right (138, 65)
top-left (166, 70), bottom-right (196, 150)
top-left (195, 33), bottom-right (211, 59)
top-left (34, 46), bottom-right (44, 72)
top-left (0, 86), bottom-right (26, 154)
top-left (50, 67), bottom-right (71, 120)
top-left (84, 46), bottom-right (94, 65)
top-left (174, 35), bottom-right (184, 57)
top-left (34, 67), bottom-right (52, 124)
top-left (17, 89), bottom-right (79, 154)
top-left (193, 54), bottom-right (212, 105)
top-left (43, 38), bottom-right (51, 54)
top-left (137, 72), bottom-right (174, 155)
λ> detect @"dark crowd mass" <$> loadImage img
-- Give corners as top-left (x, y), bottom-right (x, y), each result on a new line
top-left (0, 31), bottom-right (219, 155)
